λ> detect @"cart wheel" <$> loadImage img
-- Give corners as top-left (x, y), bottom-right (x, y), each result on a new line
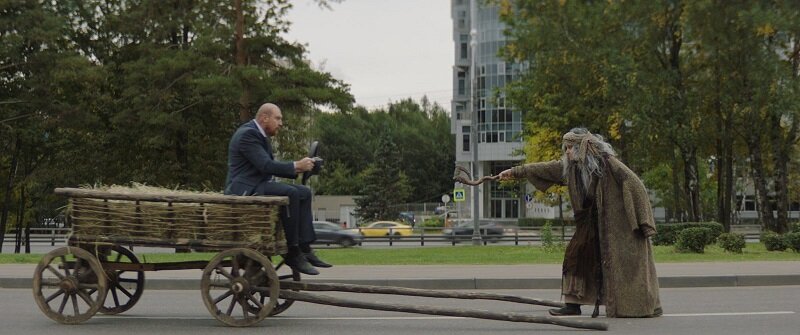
top-left (265, 256), bottom-right (301, 316)
top-left (201, 248), bottom-right (278, 327)
top-left (32, 246), bottom-right (108, 324)
top-left (98, 246), bottom-right (144, 315)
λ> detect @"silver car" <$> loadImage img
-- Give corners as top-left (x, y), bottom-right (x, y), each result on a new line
top-left (312, 221), bottom-right (363, 247)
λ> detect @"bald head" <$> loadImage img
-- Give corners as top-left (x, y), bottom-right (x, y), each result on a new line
top-left (255, 103), bottom-right (283, 136)
top-left (256, 103), bottom-right (280, 117)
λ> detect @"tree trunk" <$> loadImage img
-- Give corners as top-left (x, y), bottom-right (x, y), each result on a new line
top-left (769, 36), bottom-right (800, 234)
top-left (771, 124), bottom-right (790, 234)
top-left (724, 144), bottom-right (734, 227)
top-left (176, 126), bottom-right (190, 186)
top-left (235, 0), bottom-right (251, 122)
top-left (681, 145), bottom-right (702, 222)
top-left (0, 136), bottom-right (20, 253)
top-left (671, 150), bottom-right (683, 222)
top-left (747, 138), bottom-right (774, 232)
top-left (14, 185), bottom-right (24, 253)
top-left (714, 56), bottom-right (732, 231)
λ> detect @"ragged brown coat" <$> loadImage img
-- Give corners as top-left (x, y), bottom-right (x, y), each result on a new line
top-left (511, 157), bottom-right (661, 317)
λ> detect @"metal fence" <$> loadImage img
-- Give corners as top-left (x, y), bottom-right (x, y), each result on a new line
top-left (3, 225), bottom-right (763, 249)
top-left (2, 227), bottom-right (70, 247)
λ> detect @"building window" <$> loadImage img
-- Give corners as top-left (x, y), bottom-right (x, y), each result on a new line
top-left (486, 162), bottom-right (520, 219)
top-left (462, 126), bottom-right (470, 152)
top-left (490, 200), bottom-right (503, 218)
top-left (505, 200), bottom-right (519, 218)
top-left (457, 71), bottom-right (466, 95)
top-left (459, 34), bottom-right (468, 59)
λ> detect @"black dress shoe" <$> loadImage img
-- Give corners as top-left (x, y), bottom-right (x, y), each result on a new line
top-left (304, 251), bottom-right (332, 268)
top-left (283, 254), bottom-right (319, 275)
top-left (549, 304), bottom-right (581, 316)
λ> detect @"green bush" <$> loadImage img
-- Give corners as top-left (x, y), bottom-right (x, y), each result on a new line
top-left (791, 222), bottom-right (800, 233)
top-left (717, 233), bottom-right (746, 253)
top-left (785, 232), bottom-right (800, 253)
top-left (762, 231), bottom-right (788, 251)
top-left (540, 221), bottom-right (564, 253)
top-left (518, 218), bottom-right (572, 227)
top-left (421, 217), bottom-right (444, 228)
top-left (675, 227), bottom-right (711, 253)
top-left (654, 222), bottom-right (723, 246)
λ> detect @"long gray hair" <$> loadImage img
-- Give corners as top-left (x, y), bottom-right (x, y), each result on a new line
top-left (561, 127), bottom-right (616, 192)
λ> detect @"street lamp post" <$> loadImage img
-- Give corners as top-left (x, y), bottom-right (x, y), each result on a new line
top-left (469, 0), bottom-right (482, 246)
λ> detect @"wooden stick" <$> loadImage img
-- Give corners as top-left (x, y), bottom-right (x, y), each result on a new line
top-left (279, 290), bottom-right (608, 331)
top-left (280, 281), bottom-right (565, 308)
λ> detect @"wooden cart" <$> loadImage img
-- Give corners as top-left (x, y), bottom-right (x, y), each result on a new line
top-left (33, 187), bottom-right (607, 331)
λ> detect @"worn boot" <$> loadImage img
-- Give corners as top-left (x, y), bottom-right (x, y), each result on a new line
top-left (304, 250), bottom-right (332, 268)
top-left (283, 247), bottom-right (319, 275)
top-left (549, 303), bottom-right (582, 316)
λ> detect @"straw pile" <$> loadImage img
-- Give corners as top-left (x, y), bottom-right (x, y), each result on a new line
top-left (64, 184), bottom-right (288, 255)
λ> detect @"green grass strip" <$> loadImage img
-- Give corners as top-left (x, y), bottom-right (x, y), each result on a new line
top-left (1, 243), bottom-right (798, 265)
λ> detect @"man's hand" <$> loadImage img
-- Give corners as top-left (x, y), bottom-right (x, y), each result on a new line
top-left (294, 157), bottom-right (315, 173)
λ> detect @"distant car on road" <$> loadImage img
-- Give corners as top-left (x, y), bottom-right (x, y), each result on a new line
top-left (398, 211), bottom-right (416, 227)
top-left (442, 221), bottom-right (505, 242)
top-left (312, 221), bottom-right (363, 247)
top-left (360, 221), bottom-right (413, 237)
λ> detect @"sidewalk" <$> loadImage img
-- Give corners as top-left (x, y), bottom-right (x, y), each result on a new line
top-left (2, 261), bottom-right (799, 290)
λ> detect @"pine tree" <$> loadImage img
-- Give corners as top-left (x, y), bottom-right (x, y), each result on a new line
top-left (354, 130), bottom-right (411, 223)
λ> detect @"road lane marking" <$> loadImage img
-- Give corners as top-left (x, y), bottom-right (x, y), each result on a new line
top-left (664, 311), bottom-right (795, 317)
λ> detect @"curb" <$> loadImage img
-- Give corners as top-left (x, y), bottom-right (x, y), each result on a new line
top-left (4, 275), bottom-right (800, 290)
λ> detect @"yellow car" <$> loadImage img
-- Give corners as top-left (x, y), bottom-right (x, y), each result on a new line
top-left (360, 221), bottom-right (413, 237)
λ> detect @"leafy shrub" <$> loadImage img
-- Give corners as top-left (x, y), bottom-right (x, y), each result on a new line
top-left (654, 222), bottom-right (723, 246)
top-left (675, 227), bottom-right (711, 253)
top-left (717, 233), bottom-right (746, 253)
top-left (420, 217), bottom-right (443, 228)
top-left (791, 222), bottom-right (800, 233)
top-left (540, 221), bottom-right (564, 253)
top-left (785, 232), bottom-right (800, 253)
top-left (762, 231), bottom-right (788, 251)
top-left (518, 218), bottom-right (572, 227)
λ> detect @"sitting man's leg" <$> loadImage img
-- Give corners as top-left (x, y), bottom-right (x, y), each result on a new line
top-left (290, 184), bottom-right (332, 268)
top-left (258, 182), bottom-right (318, 275)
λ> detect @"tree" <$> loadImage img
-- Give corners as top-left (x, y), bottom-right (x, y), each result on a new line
top-left (0, 0), bottom-right (353, 252)
top-left (354, 130), bottom-right (412, 223)
top-left (313, 99), bottom-right (454, 204)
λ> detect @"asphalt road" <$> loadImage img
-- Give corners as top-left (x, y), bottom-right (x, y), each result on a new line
top-left (6, 286), bottom-right (798, 335)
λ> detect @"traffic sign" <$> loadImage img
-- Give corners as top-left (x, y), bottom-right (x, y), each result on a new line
top-left (441, 194), bottom-right (451, 204)
top-left (524, 194), bottom-right (532, 203)
top-left (453, 188), bottom-right (466, 202)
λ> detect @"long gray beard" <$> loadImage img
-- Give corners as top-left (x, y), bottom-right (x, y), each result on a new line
top-left (562, 154), bottom-right (602, 196)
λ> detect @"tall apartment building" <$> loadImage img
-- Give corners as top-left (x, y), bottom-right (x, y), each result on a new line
top-left (450, 0), bottom-right (540, 224)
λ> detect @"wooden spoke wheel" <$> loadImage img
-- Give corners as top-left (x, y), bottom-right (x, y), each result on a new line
top-left (32, 247), bottom-right (108, 324)
top-left (97, 246), bottom-right (145, 315)
top-left (201, 248), bottom-right (278, 327)
top-left (266, 256), bottom-right (301, 316)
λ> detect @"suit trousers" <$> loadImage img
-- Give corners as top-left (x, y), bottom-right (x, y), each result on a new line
top-left (254, 182), bottom-right (315, 247)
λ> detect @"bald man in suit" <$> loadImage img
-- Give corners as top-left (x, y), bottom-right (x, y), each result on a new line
top-left (225, 103), bottom-right (331, 275)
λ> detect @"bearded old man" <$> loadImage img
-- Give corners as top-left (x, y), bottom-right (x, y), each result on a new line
top-left (498, 128), bottom-right (662, 318)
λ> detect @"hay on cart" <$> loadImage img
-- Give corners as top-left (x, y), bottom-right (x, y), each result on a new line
top-left (58, 184), bottom-right (289, 255)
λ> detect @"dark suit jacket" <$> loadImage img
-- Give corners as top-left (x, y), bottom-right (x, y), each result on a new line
top-left (224, 120), bottom-right (297, 195)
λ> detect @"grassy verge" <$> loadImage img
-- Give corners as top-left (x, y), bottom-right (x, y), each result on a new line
top-left (1, 243), bottom-right (797, 265)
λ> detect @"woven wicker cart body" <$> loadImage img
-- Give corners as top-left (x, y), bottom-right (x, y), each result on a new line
top-left (54, 187), bottom-right (289, 255)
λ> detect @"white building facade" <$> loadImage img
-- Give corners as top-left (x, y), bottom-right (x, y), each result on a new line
top-left (450, 0), bottom-right (531, 224)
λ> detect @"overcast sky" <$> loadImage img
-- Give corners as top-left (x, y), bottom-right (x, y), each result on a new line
top-left (284, 0), bottom-right (453, 111)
